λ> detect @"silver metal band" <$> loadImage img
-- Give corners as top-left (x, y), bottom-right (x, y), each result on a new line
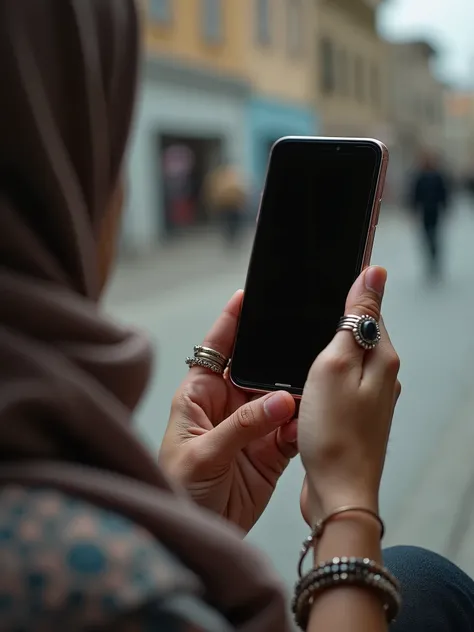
top-left (337, 314), bottom-right (381, 350)
top-left (186, 356), bottom-right (225, 374)
top-left (193, 345), bottom-right (228, 366)
top-left (186, 344), bottom-right (229, 375)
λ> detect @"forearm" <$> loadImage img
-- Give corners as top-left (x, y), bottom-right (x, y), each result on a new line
top-left (307, 514), bottom-right (387, 632)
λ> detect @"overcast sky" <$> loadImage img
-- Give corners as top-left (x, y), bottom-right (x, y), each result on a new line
top-left (379, 0), bottom-right (474, 87)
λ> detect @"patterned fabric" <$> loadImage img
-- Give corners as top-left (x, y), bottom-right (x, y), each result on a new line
top-left (0, 486), bottom-right (232, 632)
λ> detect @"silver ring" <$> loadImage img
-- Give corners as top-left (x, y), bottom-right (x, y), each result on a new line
top-left (336, 314), bottom-right (381, 350)
top-left (186, 345), bottom-right (229, 375)
top-left (193, 345), bottom-right (228, 365)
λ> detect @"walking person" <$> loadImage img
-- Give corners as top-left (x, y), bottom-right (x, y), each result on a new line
top-left (205, 164), bottom-right (248, 249)
top-left (409, 152), bottom-right (451, 281)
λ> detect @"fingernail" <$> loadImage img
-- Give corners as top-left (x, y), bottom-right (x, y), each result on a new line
top-left (365, 266), bottom-right (387, 297)
top-left (264, 392), bottom-right (293, 422)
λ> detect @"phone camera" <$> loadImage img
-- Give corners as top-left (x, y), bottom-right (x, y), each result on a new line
top-left (336, 146), bottom-right (341, 151)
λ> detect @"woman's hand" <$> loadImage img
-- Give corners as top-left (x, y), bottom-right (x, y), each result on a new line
top-left (299, 266), bottom-right (401, 526)
top-left (159, 290), bottom-right (298, 534)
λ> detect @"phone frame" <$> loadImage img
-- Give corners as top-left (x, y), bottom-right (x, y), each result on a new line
top-left (229, 136), bottom-right (389, 399)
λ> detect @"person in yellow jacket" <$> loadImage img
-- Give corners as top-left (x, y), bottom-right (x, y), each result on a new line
top-left (205, 165), bottom-right (248, 247)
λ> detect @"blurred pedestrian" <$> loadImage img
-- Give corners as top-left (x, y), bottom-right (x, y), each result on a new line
top-left (464, 168), bottom-right (474, 202)
top-left (205, 164), bottom-right (248, 248)
top-left (409, 151), bottom-right (450, 281)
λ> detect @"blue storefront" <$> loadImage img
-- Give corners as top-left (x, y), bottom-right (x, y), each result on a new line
top-left (247, 96), bottom-right (318, 192)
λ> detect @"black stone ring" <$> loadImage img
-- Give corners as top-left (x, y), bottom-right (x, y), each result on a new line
top-left (336, 314), bottom-right (381, 351)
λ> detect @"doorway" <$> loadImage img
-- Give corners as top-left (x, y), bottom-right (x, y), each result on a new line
top-left (158, 134), bottom-right (224, 237)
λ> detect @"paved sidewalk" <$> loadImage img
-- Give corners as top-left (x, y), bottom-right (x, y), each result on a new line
top-left (106, 208), bottom-right (405, 309)
top-left (385, 381), bottom-right (474, 578)
top-left (105, 226), bottom-right (254, 309)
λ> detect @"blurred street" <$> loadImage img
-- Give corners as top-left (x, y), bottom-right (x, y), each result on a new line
top-left (106, 198), bottom-right (474, 588)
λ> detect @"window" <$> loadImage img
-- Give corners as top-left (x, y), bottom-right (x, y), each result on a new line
top-left (256, 0), bottom-right (271, 45)
top-left (320, 37), bottom-right (335, 95)
top-left (370, 64), bottom-right (380, 107)
top-left (149, 0), bottom-right (171, 23)
top-left (287, 0), bottom-right (304, 56)
top-left (337, 48), bottom-right (348, 95)
top-left (202, 0), bottom-right (223, 43)
top-left (354, 55), bottom-right (365, 102)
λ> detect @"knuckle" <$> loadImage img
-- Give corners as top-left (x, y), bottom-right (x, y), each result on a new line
top-left (351, 295), bottom-right (381, 321)
top-left (171, 388), bottom-right (194, 414)
top-left (235, 403), bottom-right (256, 429)
top-left (395, 380), bottom-right (402, 400)
top-left (319, 351), bottom-right (352, 376)
top-left (171, 390), bottom-right (186, 414)
top-left (384, 350), bottom-right (401, 377)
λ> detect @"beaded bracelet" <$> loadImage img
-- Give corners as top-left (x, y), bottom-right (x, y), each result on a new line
top-left (296, 556), bottom-right (400, 593)
top-left (293, 506), bottom-right (401, 630)
top-left (298, 506), bottom-right (385, 578)
top-left (292, 557), bottom-right (401, 630)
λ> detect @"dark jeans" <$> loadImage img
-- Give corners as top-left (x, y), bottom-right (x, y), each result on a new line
top-left (220, 209), bottom-right (244, 247)
top-left (421, 212), bottom-right (442, 277)
top-left (385, 547), bottom-right (474, 631)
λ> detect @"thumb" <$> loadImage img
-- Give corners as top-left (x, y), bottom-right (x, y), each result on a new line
top-left (345, 266), bottom-right (387, 322)
top-left (205, 391), bottom-right (295, 461)
top-left (330, 266), bottom-right (387, 359)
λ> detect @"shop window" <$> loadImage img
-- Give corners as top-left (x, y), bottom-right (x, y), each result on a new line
top-left (202, 0), bottom-right (223, 43)
top-left (320, 37), bottom-right (335, 95)
top-left (149, 0), bottom-right (171, 23)
top-left (256, 0), bottom-right (271, 45)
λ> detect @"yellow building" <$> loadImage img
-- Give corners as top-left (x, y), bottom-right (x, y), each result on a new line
top-left (144, 0), bottom-right (317, 107)
top-left (144, 0), bottom-right (247, 77)
top-left (124, 0), bottom-right (318, 252)
top-left (240, 0), bottom-right (319, 183)
top-left (241, 0), bottom-right (317, 106)
top-left (146, 0), bottom-right (319, 183)
top-left (126, 0), bottom-right (252, 251)
top-left (314, 0), bottom-right (390, 139)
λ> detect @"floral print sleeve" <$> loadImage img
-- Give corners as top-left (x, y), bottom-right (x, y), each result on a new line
top-left (0, 486), bottom-right (233, 632)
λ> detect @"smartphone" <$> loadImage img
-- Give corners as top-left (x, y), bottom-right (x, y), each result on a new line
top-left (230, 136), bottom-right (388, 398)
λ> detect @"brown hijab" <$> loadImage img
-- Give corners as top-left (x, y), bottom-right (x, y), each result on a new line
top-left (0, 2), bottom-right (290, 630)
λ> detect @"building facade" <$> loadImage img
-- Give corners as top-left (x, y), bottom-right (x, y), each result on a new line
top-left (124, 0), bottom-right (322, 253)
top-left (314, 0), bottom-right (390, 139)
top-left (243, 0), bottom-right (319, 187)
top-left (386, 41), bottom-right (446, 203)
top-left (124, 0), bottom-right (251, 253)
top-left (444, 92), bottom-right (474, 182)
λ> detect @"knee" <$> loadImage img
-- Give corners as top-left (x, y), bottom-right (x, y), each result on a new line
top-left (384, 546), bottom-right (474, 632)
top-left (384, 545), bottom-right (458, 580)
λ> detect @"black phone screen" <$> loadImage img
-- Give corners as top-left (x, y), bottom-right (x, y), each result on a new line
top-left (231, 138), bottom-right (383, 395)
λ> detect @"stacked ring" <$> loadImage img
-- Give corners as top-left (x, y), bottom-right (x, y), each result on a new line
top-left (186, 345), bottom-right (229, 375)
top-left (337, 314), bottom-right (381, 351)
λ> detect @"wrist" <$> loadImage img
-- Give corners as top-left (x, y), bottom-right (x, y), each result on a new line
top-left (313, 511), bottom-right (383, 566)
top-left (306, 486), bottom-right (379, 527)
